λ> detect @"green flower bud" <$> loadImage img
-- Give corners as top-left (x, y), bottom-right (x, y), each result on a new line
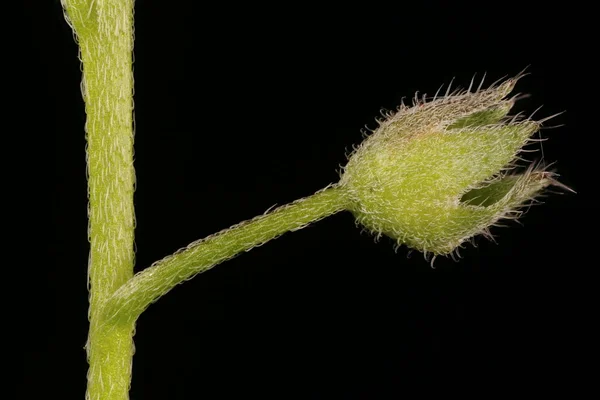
top-left (339, 76), bottom-right (560, 257)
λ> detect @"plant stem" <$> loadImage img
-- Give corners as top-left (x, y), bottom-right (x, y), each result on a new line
top-left (102, 185), bottom-right (350, 325)
top-left (62, 1), bottom-right (136, 399)
top-left (62, 2), bottom-right (350, 399)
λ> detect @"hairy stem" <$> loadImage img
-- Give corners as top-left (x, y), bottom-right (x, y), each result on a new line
top-left (62, 1), bottom-right (135, 399)
top-left (102, 186), bottom-right (349, 325)
top-left (62, 2), bottom-right (350, 399)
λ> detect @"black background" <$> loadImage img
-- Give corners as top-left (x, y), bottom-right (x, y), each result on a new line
top-left (23, 0), bottom-right (591, 398)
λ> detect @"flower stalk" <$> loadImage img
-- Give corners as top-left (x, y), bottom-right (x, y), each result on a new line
top-left (102, 186), bottom-right (350, 326)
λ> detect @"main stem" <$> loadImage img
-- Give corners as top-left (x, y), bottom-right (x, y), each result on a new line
top-left (62, 1), bottom-right (136, 399)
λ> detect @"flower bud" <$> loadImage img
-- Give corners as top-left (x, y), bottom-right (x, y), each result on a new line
top-left (340, 76), bottom-right (558, 256)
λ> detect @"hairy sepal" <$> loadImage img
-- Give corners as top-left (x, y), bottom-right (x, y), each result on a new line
top-left (340, 76), bottom-right (554, 256)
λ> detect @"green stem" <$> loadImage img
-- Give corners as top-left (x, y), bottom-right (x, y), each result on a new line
top-left (102, 185), bottom-right (349, 325)
top-left (62, 2), bottom-right (350, 399)
top-left (62, 1), bottom-right (135, 399)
